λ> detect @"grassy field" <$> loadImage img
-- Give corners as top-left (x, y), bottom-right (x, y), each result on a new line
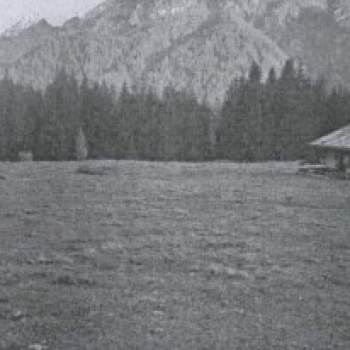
top-left (0, 160), bottom-right (349, 350)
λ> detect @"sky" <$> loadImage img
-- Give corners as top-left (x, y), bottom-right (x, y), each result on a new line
top-left (0, 0), bottom-right (104, 33)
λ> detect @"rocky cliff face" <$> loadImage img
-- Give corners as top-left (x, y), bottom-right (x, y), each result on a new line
top-left (257, 0), bottom-right (350, 87)
top-left (1, 0), bottom-right (349, 105)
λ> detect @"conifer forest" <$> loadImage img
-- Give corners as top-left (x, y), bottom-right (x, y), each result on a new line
top-left (1, 59), bottom-right (350, 162)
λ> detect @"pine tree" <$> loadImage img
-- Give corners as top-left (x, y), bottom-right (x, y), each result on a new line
top-left (246, 61), bottom-right (264, 160)
top-left (274, 59), bottom-right (298, 159)
top-left (111, 83), bottom-right (135, 158)
top-left (162, 86), bottom-right (180, 160)
top-left (0, 73), bottom-right (21, 160)
top-left (262, 67), bottom-right (278, 159)
top-left (249, 61), bottom-right (262, 84)
top-left (218, 78), bottom-right (246, 160)
top-left (39, 69), bottom-right (80, 160)
top-left (140, 88), bottom-right (163, 160)
top-left (20, 87), bottom-right (44, 159)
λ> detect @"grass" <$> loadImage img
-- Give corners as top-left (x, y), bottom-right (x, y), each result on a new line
top-left (0, 160), bottom-right (349, 349)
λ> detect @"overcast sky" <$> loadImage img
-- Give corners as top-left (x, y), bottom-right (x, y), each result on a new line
top-left (0, 0), bottom-right (104, 33)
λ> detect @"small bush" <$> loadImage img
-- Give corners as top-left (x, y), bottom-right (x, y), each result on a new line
top-left (18, 151), bottom-right (33, 162)
top-left (75, 128), bottom-right (88, 161)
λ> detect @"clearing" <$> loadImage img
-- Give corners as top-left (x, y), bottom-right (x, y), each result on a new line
top-left (0, 161), bottom-right (349, 349)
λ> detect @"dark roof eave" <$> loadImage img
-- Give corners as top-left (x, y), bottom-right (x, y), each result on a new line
top-left (309, 143), bottom-right (350, 152)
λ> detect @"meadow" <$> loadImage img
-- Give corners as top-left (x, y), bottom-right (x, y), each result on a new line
top-left (0, 160), bottom-right (349, 349)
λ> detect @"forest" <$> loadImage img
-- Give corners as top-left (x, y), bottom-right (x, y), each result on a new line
top-left (0, 59), bottom-right (349, 162)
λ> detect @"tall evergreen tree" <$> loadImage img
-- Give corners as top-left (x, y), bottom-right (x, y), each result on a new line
top-left (38, 69), bottom-right (80, 160)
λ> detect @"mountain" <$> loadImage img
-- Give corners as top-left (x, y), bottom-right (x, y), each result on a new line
top-left (1, 0), bottom-right (350, 105)
top-left (254, 0), bottom-right (350, 87)
top-left (0, 19), bottom-right (57, 66)
top-left (1, 18), bottom-right (37, 38)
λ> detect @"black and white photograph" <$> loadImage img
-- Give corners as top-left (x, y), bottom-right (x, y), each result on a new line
top-left (0, 0), bottom-right (349, 349)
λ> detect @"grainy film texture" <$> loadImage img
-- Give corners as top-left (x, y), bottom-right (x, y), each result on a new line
top-left (0, 1), bottom-right (349, 349)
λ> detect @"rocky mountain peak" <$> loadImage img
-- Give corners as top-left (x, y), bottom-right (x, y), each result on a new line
top-left (1, 0), bottom-right (350, 105)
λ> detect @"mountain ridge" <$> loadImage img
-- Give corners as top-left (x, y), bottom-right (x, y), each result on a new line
top-left (1, 0), bottom-right (349, 105)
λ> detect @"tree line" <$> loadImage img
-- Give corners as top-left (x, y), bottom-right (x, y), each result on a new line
top-left (217, 59), bottom-right (350, 161)
top-left (0, 70), bottom-right (212, 161)
top-left (0, 61), bottom-right (350, 162)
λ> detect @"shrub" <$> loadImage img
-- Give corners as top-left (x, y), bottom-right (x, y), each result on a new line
top-left (75, 128), bottom-right (88, 161)
top-left (18, 151), bottom-right (33, 162)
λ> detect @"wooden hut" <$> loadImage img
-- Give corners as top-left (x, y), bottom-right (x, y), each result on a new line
top-left (310, 124), bottom-right (350, 172)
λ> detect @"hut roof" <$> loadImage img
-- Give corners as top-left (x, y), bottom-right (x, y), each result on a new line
top-left (310, 124), bottom-right (350, 151)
